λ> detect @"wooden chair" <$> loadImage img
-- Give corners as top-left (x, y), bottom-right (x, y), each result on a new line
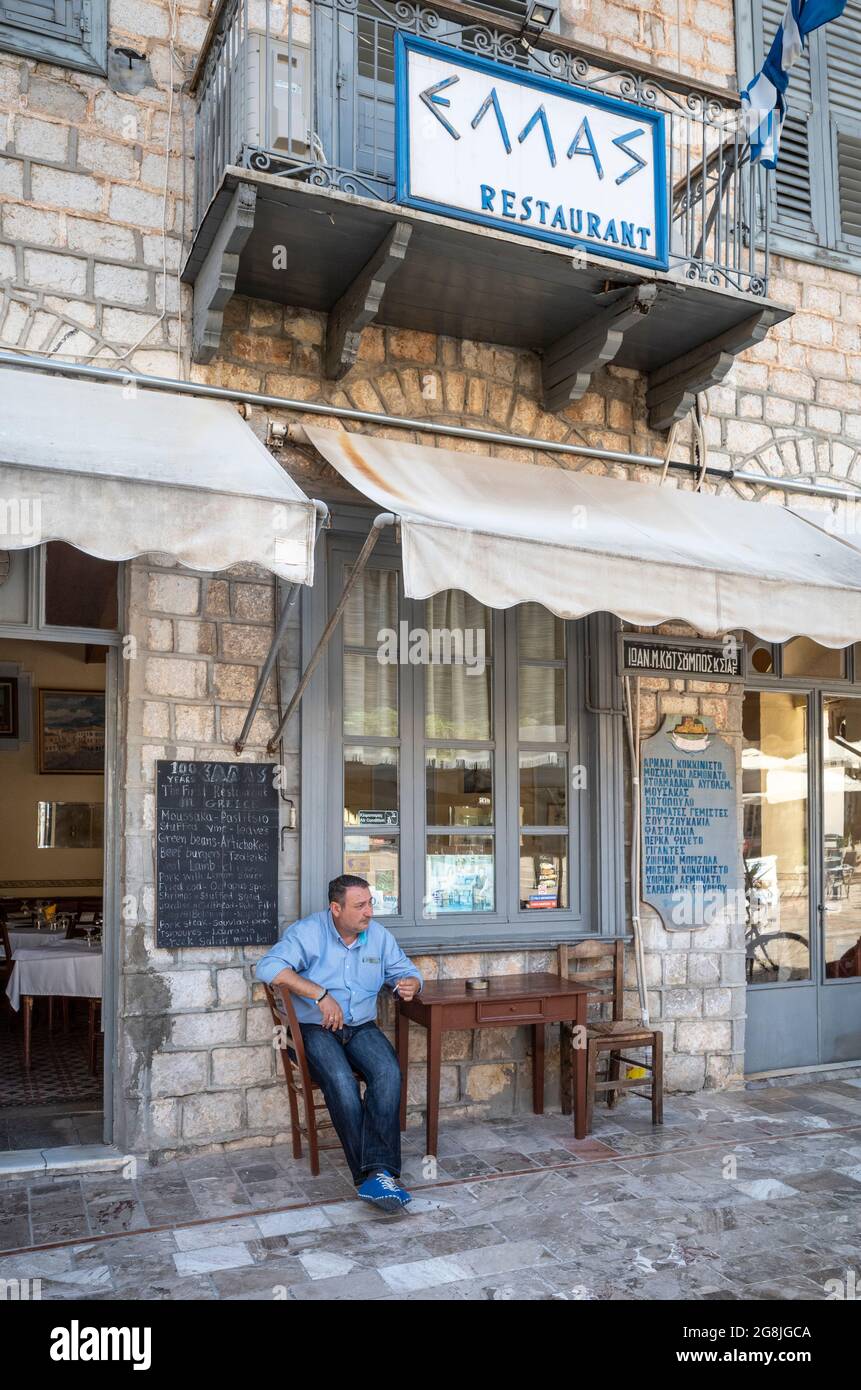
top-left (558, 939), bottom-right (663, 1135)
top-left (87, 998), bottom-right (102, 1074)
top-left (264, 983), bottom-right (363, 1177)
top-left (0, 916), bottom-right (14, 1026)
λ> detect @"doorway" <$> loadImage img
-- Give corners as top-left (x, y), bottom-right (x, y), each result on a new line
top-left (743, 680), bottom-right (861, 1073)
top-left (0, 541), bottom-right (121, 1152)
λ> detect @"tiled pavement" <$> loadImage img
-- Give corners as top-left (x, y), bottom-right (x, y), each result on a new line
top-left (1, 1079), bottom-right (860, 1300)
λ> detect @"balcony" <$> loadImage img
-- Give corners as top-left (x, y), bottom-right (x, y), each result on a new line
top-left (184, 0), bottom-right (791, 425)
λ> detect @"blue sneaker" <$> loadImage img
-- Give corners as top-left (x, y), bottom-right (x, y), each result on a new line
top-left (357, 1171), bottom-right (412, 1214)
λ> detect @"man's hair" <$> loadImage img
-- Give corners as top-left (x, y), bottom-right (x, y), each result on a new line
top-left (328, 874), bottom-right (370, 907)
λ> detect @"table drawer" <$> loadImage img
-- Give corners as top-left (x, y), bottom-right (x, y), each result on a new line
top-left (476, 997), bottom-right (545, 1023)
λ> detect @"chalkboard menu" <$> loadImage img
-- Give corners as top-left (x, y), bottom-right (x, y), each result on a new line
top-left (156, 760), bottom-right (279, 948)
top-left (641, 715), bottom-right (739, 932)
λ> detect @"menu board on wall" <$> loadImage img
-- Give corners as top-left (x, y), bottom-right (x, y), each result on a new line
top-left (156, 760), bottom-right (279, 948)
top-left (641, 715), bottom-right (739, 932)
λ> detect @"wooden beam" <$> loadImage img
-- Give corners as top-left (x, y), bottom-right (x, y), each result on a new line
top-left (542, 285), bottom-right (658, 413)
top-left (324, 221), bottom-right (413, 380)
top-left (191, 183), bottom-right (258, 364)
top-left (646, 307), bottom-right (779, 430)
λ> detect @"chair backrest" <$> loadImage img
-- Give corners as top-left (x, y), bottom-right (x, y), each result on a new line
top-left (0, 916), bottom-right (12, 976)
top-left (264, 983), bottom-right (314, 1092)
top-left (558, 938), bottom-right (627, 1022)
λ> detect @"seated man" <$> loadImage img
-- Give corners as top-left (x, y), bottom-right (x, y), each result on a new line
top-left (254, 874), bottom-right (423, 1213)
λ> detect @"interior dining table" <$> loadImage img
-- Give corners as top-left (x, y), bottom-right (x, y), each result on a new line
top-left (5, 937), bottom-right (103, 1070)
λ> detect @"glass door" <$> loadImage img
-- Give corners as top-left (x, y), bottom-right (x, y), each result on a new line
top-left (819, 695), bottom-right (861, 1061)
top-left (744, 686), bottom-right (861, 1072)
top-left (743, 689), bottom-right (818, 1071)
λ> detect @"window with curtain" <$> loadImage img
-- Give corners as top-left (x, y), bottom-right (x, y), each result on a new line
top-left (743, 0), bottom-right (861, 262)
top-left (333, 553), bottom-right (586, 934)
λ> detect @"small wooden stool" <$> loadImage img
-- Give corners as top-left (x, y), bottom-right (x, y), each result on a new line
top-left (558, 940), bottom-right (663, 1134)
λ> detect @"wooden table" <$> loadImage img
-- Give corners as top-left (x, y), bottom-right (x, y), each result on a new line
top-left (395, 972), bottom-right (591, 1156)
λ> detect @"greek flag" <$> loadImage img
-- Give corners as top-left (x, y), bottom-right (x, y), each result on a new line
top-left (741, 0), bottom-right (847, 167)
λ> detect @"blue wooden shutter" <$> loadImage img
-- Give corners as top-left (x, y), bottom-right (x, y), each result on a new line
top-left (0, 0), bottom-right (107, 74)
top-left (756, 0), bottom-right (828, 244)
top-left (822, 0), bottom-right (861, 249)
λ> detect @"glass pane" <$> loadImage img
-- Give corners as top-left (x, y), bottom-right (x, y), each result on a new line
top-left (519, 665), bottom-right (566, 742)
top-left (0, 548), bottom-right (29, 624)
top-left (782, 637), bottom-right (844, 679)
top-left (343, 653), bottom-right (398, 735)
top-left (426, 748), bottom-right (492, 827)
top-left (426, 665), bottom-right (491, 739)
top-left (344, 833), bottom-right (399, 915)
top-left (520, 752), bottom-right (567, 826)
top-left (519, 835), bottom-right (568, 910)
top-left (44, 542), bottom-right (118, 630)
top-left (823, 698), bottom-right (861, 980)
top-left (343, 566), bottom-right (398, 648)
top-left (425, 591), bottom-right (492, 661)
top-left (742, 691), bottom-right (810, 983)
top-left (344, 746), bottom-right (398, 828)
top-left (426, 835), bottom-right (494, 913)
top-left (518, 603), bottom-right (565, 660)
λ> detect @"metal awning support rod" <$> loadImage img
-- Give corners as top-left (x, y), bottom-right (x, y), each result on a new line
top-left (234, 502), bottom-right (330, 756)
top-left (265, 512), bottom-right (395, 754)
top-left (2, 350), bottom-right (861, 505)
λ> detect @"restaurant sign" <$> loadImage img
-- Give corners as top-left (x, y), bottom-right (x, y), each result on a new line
top-left (621, 634), bottom-right (745, 681)
top-left (395, 34), bottom-right (668, 271)
top-left (641, 715), bottom-right (739, 932)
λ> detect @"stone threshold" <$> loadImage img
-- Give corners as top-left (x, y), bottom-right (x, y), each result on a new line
top-left (745, 1059), bottom-right (861, 1089)
top-left (0, 1145), bottom-right (127, 1179)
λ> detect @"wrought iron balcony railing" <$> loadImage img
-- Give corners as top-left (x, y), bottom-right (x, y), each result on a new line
top-left (191, 0), bottom-right (770, 297)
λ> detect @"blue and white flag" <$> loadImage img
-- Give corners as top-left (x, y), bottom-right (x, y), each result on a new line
top-left (741, 0), bottom-right (847, 168)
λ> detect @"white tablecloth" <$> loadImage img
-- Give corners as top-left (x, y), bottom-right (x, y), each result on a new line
top-left (6, 943), bottom-right (102, 1011)
top-left (5, 928), bottom-right (67, 954)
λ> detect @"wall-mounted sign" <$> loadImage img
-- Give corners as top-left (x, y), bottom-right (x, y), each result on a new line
top-left (621, 634), bottom-right (745, 681)
top-left (357, 810), bottom-right (399, 827)
top-left (396, 34), bottom-right (668, 271)
top-left (156, 760), bottom-right (278, 948)
top-left (641, 715), bottom-right (739, 932)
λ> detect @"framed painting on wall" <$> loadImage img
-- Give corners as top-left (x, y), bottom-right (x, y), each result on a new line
top-left (0, 677), bottom-right (19, 739)
top-left (38, 689), bottom-right (105, 774)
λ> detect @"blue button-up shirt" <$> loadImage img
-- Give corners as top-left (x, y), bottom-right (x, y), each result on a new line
top-left (254, 910), bottom-right (423, 1025)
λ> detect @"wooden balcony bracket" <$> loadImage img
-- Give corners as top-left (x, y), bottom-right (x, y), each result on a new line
top-left (191, 183), bottom-right (258, 364)
top-left (646, 306), bottom-right (779, 430)
top-left (541, 284), bottom-right (659, 413)
top-left (324, 220), bottom-right (413, 379)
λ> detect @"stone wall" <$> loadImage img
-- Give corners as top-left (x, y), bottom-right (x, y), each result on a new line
top-left (117, 557), bottom-right (302, 1154)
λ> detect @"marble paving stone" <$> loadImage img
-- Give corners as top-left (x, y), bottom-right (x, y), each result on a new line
top-left (173, 1243), bottom-right (257, 1276)
top-left (298, 1249), bottom-right (356, 1280)
top-left (173, 1220), bottom-right (261, 1251)
top-left (288, 1268), bottom-right (391, 1299)
top-left (254, 1206), bottom-right (332, 1237)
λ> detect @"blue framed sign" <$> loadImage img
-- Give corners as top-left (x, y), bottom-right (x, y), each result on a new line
top-left (395, 34), bottom-right (669, 272)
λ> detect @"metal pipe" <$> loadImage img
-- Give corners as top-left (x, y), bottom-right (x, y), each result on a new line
top-left (2, 349), bottom-right (860, 505)
top-left (233, 500), bottom-right (328, 754)
top-left (265, 512), bottom-right (395, 753)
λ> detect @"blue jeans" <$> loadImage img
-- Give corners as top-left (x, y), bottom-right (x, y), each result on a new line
top-left (299, 1020), bottom-right (403, 1186)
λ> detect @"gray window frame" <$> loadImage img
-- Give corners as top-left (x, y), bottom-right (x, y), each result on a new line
top-left (737, 0), bottom-right (861, 274)
top-left (298, 507), bottom-right (625, 950)
top-left (0, 0), bottom-right (108, 75)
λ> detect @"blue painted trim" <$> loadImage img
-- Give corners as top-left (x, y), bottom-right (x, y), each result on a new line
top-left (394, 32), bottom-right (669, 272)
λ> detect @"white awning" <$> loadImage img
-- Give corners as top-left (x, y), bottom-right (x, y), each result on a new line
top-left (0, 367), bottom-right (318, 584)
top-left (302, 424), bottom-right (861, 646)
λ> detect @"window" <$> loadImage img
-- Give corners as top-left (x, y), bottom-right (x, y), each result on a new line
top-left (742, 0), bottom-right (861, 266)
top-left (319, 540), bottom-right (591, 942)
top-left (0, 0), bottom-right (107, 75)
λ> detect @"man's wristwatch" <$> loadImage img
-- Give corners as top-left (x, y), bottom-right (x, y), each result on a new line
top-left (314, 988), bottom-right (329, 1004)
